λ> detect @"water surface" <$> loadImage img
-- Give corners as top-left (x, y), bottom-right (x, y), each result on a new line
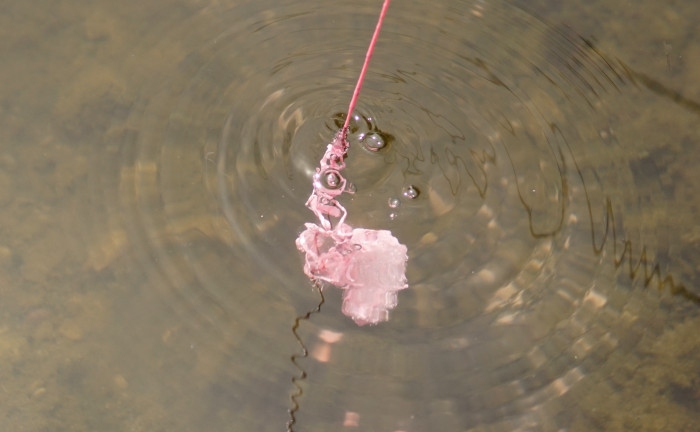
top-left (1, 0), bottom-right (699, 431)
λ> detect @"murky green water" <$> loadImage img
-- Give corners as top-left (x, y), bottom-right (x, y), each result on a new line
top-left (0, 0), bottom-right (699, 431)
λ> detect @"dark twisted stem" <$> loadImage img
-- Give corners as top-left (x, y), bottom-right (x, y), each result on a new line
top-left (286, 284), bottom-right (325, 432)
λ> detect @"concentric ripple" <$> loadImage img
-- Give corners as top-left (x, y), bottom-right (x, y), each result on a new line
top-left (84, 0), bottom-right (700, 431)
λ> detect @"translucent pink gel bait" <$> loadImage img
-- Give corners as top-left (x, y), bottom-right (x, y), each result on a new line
top-left (296, 0), bottom-right (408, 326)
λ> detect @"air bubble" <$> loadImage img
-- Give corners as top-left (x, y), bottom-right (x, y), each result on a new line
top-left (388, 197), bottom-right (400, 208)
top-left (389, 212), bottom-right (398, 221)
top-left (402, 185), bottom-right (420, 200)
top-left (348, 113), bottom-right (368, 133)
top-left (322, 171), bottom-right (342, 189)
top-left (361, 132), bottom-right (386, 152)
top-left (335, 112), bottom-right (370, 134)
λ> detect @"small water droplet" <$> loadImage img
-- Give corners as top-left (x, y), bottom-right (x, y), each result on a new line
top-left (346, 182), bottom-right (357, 194)
top-left (361, 132), bottom-right (386, 152)
top-left (388, 197), bottom-right (400, 208)
top-left (402, 185), bottom-right (420, 200)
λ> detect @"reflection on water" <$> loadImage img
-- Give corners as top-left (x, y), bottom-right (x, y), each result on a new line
top-left (0, 0), bottom-right (699, 431)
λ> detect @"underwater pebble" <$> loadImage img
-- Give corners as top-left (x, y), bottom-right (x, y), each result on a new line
top-left (0, 245), bottom-right (12, 264)
top-left (31, 387), bottom-right (47, 399)
top-left (58, 321), bottom-right (84, 341)
top-left (428, 185), bottom-right (454, 216)
top-left (419, 232), bottom-right (438, 245)
top-left (113, 374), bottom-right (129, 390)
top-left (475, 268), bottom-right (496, 285)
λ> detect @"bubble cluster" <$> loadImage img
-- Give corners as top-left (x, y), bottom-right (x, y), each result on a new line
top-left (334, 112), bottom-right (391, 154)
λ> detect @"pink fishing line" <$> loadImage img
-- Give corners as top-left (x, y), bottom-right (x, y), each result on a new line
top-left (342, 0), bottom-right (391, 133)
top-left (296, 0), bottom-right (408, 326)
